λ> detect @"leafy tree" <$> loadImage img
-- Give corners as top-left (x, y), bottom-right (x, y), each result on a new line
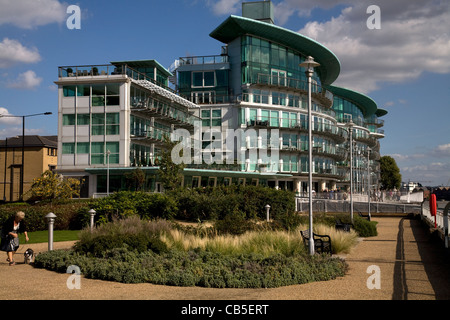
top-left (380, 156), bottom-right (401, 190)
top-left (124, 168), bottom-right (146, 191)
top-left (156, 137), bottom-right (186, 191)
top-left (27, 170), bottom-right (81, 200)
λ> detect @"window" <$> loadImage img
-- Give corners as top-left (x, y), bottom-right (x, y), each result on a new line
top-left (90, 141), bottom-right (119, 164)
top-left (201, 109), bottom-right (221, 127)
top-left (192, 176), bottom-right (201, 188)
top-left (91, 142), bottom-right (104, 164)
top-left (76, 142), bottom-right (90, 154)
top-left (63, 114), bottom-right (75, 125)
top-left (204, 72), bottom-right (215, 87)
top-left (91, 113), bottom-right (119, 135)
top-left (62, 143), bottom-right (75, 154)
top-left (106, 142), bottom-right (120, 164)
top-left (270, 110), bottom-right (279, 127)
top-left (77, 114), bottom-right (90, 125)
top-left (192, 71), bottom-right (215, 88)
top-left (106, 113), bottom-right (120, 135)
top-left (91, 84), bottom-right (120, 107)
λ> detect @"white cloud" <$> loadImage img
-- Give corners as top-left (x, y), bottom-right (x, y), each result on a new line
top-left (0, 107), bottom-right (22, 125)
top-left (433, 143), bottom-right (450, 157)
top-left (0, 0), bottom-right (66, 29)
top-left (0, 38), bottom-right (41, 68)
top-left (273, 0), bottom-right (450, 93)
top-left (7, 70), bottom-right (43, 90)
top-left (207, 0), bottom-right (241, 16)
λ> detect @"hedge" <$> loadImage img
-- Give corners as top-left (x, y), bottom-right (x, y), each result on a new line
top-left (34, 247), bottom-right (348, 288)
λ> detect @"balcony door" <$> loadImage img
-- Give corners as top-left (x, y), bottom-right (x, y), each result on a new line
top-left (271, 69), bottom-right (286, 86)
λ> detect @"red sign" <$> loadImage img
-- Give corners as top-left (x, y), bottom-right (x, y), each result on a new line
top-left (430, 194), bottom-right (437, 217)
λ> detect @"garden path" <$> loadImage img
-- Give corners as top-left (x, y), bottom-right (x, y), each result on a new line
top-left (1, 217), bottom-right (450, 300)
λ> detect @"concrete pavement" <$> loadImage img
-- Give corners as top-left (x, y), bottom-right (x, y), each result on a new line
top-left (1, 216), bottom-right (449, 300)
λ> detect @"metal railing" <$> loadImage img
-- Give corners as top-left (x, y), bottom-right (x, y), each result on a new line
top-left (254, 73), bottom-right (334, 104)
top-left (178, 55), bottom-right (229, 66)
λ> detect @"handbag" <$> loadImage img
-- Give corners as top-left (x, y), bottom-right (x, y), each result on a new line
top-left (0, 231), bottom-right (19, 252)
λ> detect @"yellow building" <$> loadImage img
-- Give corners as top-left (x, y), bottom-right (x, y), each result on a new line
top-left (0, 135), bottom-right (58, 202)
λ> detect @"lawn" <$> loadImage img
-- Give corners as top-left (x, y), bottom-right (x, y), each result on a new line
top-left (19, 230), bottom-right (80, 244)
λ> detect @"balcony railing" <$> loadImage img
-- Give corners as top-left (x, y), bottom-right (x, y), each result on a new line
top-left (59, 64), bottom-right (180, 97)
top-left (253, 73), bottom-right (334, 106)
top-left (178, 55), bottom-right (229, 66)
top-left (131, 96), bottom-right (200, 128)
top-left (245, 117), bottom-right (348, 142)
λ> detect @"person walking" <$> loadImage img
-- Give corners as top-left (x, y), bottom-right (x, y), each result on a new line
top-left (1, 211), bottom-right (29, 266)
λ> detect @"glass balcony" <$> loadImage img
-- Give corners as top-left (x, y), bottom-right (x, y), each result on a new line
top-left (58, 64), bottom-right (178, 96)
top-left (254, 73), bottom-right (334, 107)
top-left (178, 55), bottom-right (229, 66)
top-left (245, 116), bottom-right (348, 143)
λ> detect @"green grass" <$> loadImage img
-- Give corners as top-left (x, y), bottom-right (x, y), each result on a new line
top-left (19, 230), bottom-right (80, 244)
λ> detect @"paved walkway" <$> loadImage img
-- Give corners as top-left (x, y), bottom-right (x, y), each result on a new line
top-left (1, 216), bottom-right (450, 300)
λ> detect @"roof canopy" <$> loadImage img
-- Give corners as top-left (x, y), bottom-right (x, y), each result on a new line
top-left (111, 59), bottom-right (172, 77)
top-left (209, 15), bottom-right (341, 85)
top-left (326, 85), bottom-right (381, 117)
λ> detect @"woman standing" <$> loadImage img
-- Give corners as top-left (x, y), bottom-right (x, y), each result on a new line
top-left (1, 211), bottom-right (29, 266)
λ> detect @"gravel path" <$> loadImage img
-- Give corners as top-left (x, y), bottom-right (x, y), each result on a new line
top-left (1, 216), bottom-right (450, 300)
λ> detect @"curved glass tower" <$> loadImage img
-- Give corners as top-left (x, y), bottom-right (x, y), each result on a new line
top-left (172, 1), bottom-right (386, 193)
top-left (56, 0), bottom-right (387, 196)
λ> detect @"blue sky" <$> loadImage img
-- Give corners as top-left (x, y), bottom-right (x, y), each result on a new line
top-left (0, 0), bottom-right (449, 186)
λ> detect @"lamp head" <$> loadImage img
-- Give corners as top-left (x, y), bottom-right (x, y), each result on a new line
top-left (299, 56), bottom-right (321, 69)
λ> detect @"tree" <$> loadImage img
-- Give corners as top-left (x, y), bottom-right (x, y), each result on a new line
top-left (27, 170), bottom-right (81, 200)
top-left (380, 156), bottom-right (402, 190)
top-left (124, 168), bottom-right (146, 191)
top-left (156, 137), bottom-right (186, 191)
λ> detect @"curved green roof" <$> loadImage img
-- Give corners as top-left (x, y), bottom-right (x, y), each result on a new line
top-left (375, 108), bottom-right (388, 117)
top-left (326, 85), bottom-right (378, 117)
top-left (209, 15), bottom-right (340, 85)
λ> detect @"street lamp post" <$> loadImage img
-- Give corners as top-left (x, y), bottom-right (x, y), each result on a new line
top-left (346, 120), bottom-right (354, 222)
top-left (106, 149), bottom-right (111, 195)
top-left (299, 56), bottom-right (320, 255)
top-left (367, 147), bottom-right (371, 221)
top-left (0, 111), bottom-right (52, 201)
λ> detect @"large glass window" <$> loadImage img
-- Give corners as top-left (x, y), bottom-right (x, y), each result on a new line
top-left (62, 143), bottom-right (75, 154)
top-left (241, 35), bottom-right (320, 86)
top-left (201, 109), bottom-right (221, 127)
top-left (63, 114), bottom-right (75, 125)
top-left (77, 114), bottom-right (90, 125)
top-left (193, 71), bottom-right (215, 88)
top-left (76, 142), bottom-right (90, 154)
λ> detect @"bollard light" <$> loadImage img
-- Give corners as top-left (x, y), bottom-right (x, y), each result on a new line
top-left (265, 204), bottom-right (271, 222)
top-left (88, 209), bottom-right (96, 231)
top-left (45, 212), bottom-right (57, 251)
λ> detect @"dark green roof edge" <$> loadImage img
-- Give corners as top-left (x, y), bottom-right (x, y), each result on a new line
top-left (325, 85), bottom-right (379, 117)
top-left (209, 15), bottom-right (340, 85)
top-left (375, 108), bottom-right (388, 117)
top-left (110, 59), bottom-right (172, 77)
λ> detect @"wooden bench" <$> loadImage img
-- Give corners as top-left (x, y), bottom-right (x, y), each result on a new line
top-left (335, 219), bottom-right (353, 232)
top-left (300, 229), bottom-right (332, 255)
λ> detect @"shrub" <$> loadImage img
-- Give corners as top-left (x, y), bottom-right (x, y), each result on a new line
top-left (35, 247), bottom-right (348, 288)
top-left (352, 216), bottom-right (378, 237)
top-left (74, 217), bottom-right (171, 256)
top-left (169, 185), bottom-right (295, 222)
top-left (0, 200), bottom-right (92, 232)
top-left (91, 191), bottom-right (178, 224)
